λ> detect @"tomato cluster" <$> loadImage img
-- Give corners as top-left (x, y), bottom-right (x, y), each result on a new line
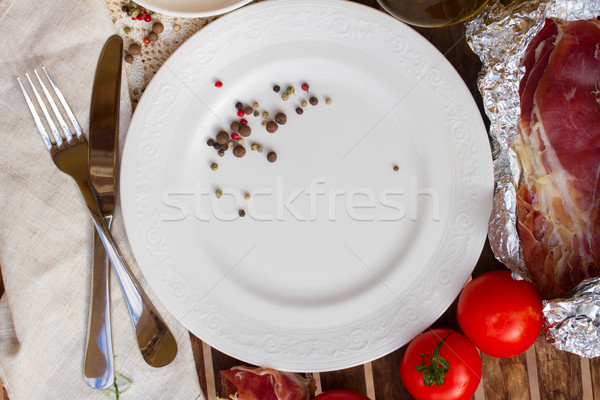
top-left (399, 270), bottom-right (543, 400)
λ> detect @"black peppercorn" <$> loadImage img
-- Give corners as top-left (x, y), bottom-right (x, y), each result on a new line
top-left (266, 121), bottom-right (278, 133)
top-left (239, 125), bottom-right (252, 137)
top-left (275, 112), bottom-right (287, 125)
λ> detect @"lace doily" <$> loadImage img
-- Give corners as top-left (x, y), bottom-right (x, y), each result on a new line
top-left (105, 1), bottom-right (222, 106)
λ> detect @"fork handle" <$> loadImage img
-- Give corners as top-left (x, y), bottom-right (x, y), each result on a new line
top-left (84, 216), bottom-right (114, 389)
top-left (89, 210), bottom-right (178, 367)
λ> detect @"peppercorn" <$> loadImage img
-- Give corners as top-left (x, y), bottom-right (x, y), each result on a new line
top-left (253, 102), bottom-right (259, 108)
top-left (233, 145), bottom-right (246, 158)
top-left (237, 109), bottom-right (245, 117)
top-left (144, 15), bottom-right (151, 22)
top-left (261, 121), bottom-right (267, 126)
top-left (267, 151), bottom-right (277, 163)
top-left (244, 105), bottom-right (253, 115)
top-left (253, 110), bottom-right (260, 117)
top-left (257, 144), bottom-right (264, 153)
top-left (309, 96), bottom-right (318, 106)
top-left (240, 118), bottom-right (248, 125)
top-left (266, 121), bottom-right (278, 133)
top-left (230, 121), bottom-right (241, 132)
top-left (273, 85), bottom-right (280, 93)
top-left (124, 54), bottom-right (134, 64)
top-left (152, 22), bottom-right (164, 34)
top-left (148, 32), bottom-right (159, 42)
top-left (244, 193), bottom-right (251, 200)
top-left (275, 112), bottom-right (287, 125)
top-left (220, 144), bottom-right (228, 151)
top-left (124, 26), bottom-right (132, 34)
top-left (239, 125), bottom-right (251, 137)
top-left (393, 165), bottom-right (399, 172)
top-left (228, 140), bottom-right (235, 148)
top-left (295, 107), bottom-right (303, 115)
top-left (218, 150), bottom-right (225, 157)
top-left (238, 209), bottom-right (246, 217)
top-left (237, 138), bottom-right (245, 145)
top-left (326, 98), bottom-right (332, 105)
top-left (301, 100), bottom-right (308, 107)
top-left (216, 131), bottom-right (229, 145)
top-left (211, 163), bottom-right (218, 171)
top-left (173, 24), bottom-right (181, 32)
top-left (143, 37), bottom-right (151, 45)
top-left (231, 133), bottom-right (240, 140)
top-left (207, 138), bottom-right (215, 146)
top-left (129, 43), bottom-right (141, 55)
top-left (235, 102), bottom-right (243, 110)
top-left (215, 189), bottom-right (223, 198)
top-left (286, 86), bottom-right (295, 95)
top-left (122, 5), bottom-right (129, 12)
top-left (215, 80), bottom-right (223, 88)
top-left (262, 111), bottom-right (269, 119)
top-left (251, 143), bottom-right (258, 151)
top-left (301, 82), bottom-right (309, 91)
top-left (282, 93), bottom-right (290, 101)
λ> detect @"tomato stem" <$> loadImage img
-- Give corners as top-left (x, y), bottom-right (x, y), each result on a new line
top-left (416, 333), bottom-right (451, 386)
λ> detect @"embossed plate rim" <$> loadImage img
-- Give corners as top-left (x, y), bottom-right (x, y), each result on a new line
top-left (120, 0), bottom-right (494, 371)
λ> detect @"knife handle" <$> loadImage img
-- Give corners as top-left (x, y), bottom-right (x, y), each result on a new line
top-left (90, 212), bottom-right (178, 367)
top-left (84, 217), bottom-right (114, 389)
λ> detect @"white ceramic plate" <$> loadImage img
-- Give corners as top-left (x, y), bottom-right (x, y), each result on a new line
top-left (135, 0), bottom-right (252, 17)
top-left (121, 0), bottom-right (493, 372)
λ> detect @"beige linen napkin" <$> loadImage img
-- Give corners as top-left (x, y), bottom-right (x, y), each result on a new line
top-left (0, 0), bottom-right (204, 399)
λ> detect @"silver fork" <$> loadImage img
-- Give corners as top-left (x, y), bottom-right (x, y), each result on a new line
top-left (17, 68), bottom-right (178, 377)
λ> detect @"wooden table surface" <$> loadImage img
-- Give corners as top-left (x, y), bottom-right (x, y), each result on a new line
top-left (1, 1), bottom-right (597, 399)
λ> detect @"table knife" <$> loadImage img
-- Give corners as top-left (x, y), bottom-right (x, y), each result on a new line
top-left (84, 35), bottom-right (121, 390)
top-left (84, 35), bottom-right (177, 390)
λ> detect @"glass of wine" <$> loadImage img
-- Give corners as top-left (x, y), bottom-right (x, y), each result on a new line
top-left (377, 0), bottom-right (489, 28)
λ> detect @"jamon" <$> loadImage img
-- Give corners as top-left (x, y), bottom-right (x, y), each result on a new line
top-left (219, 366), bottom-right (312, 400)
top-left (515, 18), bottom-right (600, 299)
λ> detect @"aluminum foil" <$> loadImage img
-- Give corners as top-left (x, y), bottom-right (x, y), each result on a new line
top-left (466, 0), bottom-right (600, 357)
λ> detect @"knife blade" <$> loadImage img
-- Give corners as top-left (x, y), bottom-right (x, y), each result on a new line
top-left (84, 34), bottom-right (122, 390)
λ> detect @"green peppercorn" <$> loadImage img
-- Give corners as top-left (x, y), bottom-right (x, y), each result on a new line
top-left (262, 111), bottom-right (269, 119)
top-left (215, 189), bottom-right (223, 198)
top-left (211, 163), bottom-right (218, 171)
top-left (124, 26), bottom-right (132, 34)
top-left (281, 93), bottom-right (290, 101)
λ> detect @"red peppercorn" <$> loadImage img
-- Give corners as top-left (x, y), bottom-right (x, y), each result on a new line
top-left (231, 133), bottom-right (240, 140)
top-left (215, 80), bottom-right (223, 88)
top-left (144, 15), bottom-right (151, 22)
top-left (301, 83), bottom-right (309, 91)
top-left (240, 118), bottom-right (248, 125)
top-left (237, 109), bottom-right (245, 117)
top-left (143, 37), bottom-right (151, 44)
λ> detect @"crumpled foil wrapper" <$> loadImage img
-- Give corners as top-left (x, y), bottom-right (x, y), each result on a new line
top-left (466, 0), bottom-right (600, 357)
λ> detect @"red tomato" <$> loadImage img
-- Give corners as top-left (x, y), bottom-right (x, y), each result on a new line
top-left (313, 389), bottom-right (370, 400)
top-left (400, 328), bottom-right (481, 400)
top-left (457, 270), bottom-right (543, 358)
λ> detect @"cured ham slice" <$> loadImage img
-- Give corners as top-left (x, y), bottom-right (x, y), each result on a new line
top-left (515, 18), bottom-right (600, 299)
top-left (219, 366), bottom-right (312, 400)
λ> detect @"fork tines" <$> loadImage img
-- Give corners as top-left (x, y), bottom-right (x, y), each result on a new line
top-left (18, 67), bottom-right (83, 152)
